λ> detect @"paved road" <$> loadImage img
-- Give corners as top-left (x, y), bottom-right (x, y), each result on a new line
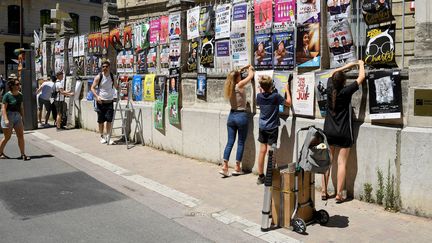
top-left (0, 135), bottom-right (262, 243)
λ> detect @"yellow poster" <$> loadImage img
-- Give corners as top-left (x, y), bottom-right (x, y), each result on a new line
top-left (144, 74), bottom-right (156, 101)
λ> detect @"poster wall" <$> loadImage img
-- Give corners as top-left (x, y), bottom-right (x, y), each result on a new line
top-left (315, 70), bottom-right (332, 117)
top-left (296, 23), bottom-right (320, 67)
top-left (292, 72), bottom-right (315, 117)
top-left (187, 7), bottom-right (200, 40)
top-left (216, 40), bottom-right (231, 70)
top-left (201, 36), bottom-right (215, 68)
top-left (187, 40), bottom-right (199, 72)
top-left (215, 4), bottom-right (231, 40)
top-left (254, 0), bottom-right (273, 32)
top-left (365, 24), bottom-right (396, 68)
top-left (368, 71), bottom-right (402, 120)
top-left (169, 12), bottom-right (182, 40)
top-left (273, 31), bottom-right (295, 70)
top-left (274, 0), bottom-right (296, 32)
top-left (327, 19), bottom-right (356, 68)
top-left (254, 34), bottom-right (273, 70)
top-left (196, 73), bottom-right (207, 100)
top-left (132, 75), bottom-right (143, 101)
top-left (297, 0), bottom-right (321, 24)
top-left (144, 74), bottom-right (156, 101)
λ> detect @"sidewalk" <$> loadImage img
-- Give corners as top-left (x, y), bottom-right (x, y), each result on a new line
top-left (29, 128), bottom-right (432, 243)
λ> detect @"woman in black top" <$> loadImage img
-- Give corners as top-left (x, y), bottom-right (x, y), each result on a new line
top-left (0, 78), bottom-right (30, 160)
top-left (322, 60), bottom-right (365, 203)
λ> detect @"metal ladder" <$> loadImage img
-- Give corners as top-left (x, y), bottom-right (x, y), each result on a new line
top-left (107, 78), bottom-right (144, 149)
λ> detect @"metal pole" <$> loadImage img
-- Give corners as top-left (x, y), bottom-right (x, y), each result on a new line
top-left (356, 0), bottom-right (360, 59)
top-left (402, 0), bottom-right (406, 67)
top-left (20, 0), bottom-right (23, 48)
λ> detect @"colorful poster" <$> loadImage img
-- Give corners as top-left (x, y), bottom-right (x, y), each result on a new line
top-left (362, 0), bottom-right (394, 25)
top-left (254, 0), bottom-right (273, 33)
top-left (117, 52), bottom-right (124, 73)
top-left (147, 47), bottom-right (157, 73)
top-left (197, 73), bottom-right (207, 100)
top-left (160, 45), bottom-right (170, 71)
top-left (327, 19), bottom-right (356, 68)
top-left (73, 36), bottom-right (79, 57)
top-left (255, 70), bottom-right (274, 95)
top-left (296, 23), bottom-right (320, 67)
top-left (155, 75), bottom-right (166, 102)
top-left (274, 0), bottom-right (296, 32)
top-left (201, 36), bottom-right (215, 68)
top-left (232, 2), bottom-right (248, 35)
top-left (110, 28), bottom-right (123, 51)
top-left (86, 56), bottom-right (100, 76)
top-left (74, 57), bottom-right (85, 76)
top-left (327, 0), bottom-right (351, 20)
top-left (168, 94), bottom-right (179, 125)
top-left (78, 35), bottom-right (85, 56)
top-left (199, 6), bottom-right (215, 37)
top-left (187, 41), bottom-right (199, 72)
top-left (254, 34), bottom-right (272, 70)
top-left (137, 52), bottom-right (147, 74)
top-left (123, 25), bottom-right (133, 50)
top-left (94, 32), bottom-right (102, 55)
top-left (231, 33), bottom-right (249, 69)
top-left (273, 31), bottom-right (295, 70)
top-left (132, 75), bottom-right (143, 101)
top-left (159, 15), bottom-right (169, 44)
top-left (215, 4), bottom-right (231, 40)
top-left (169, 40), bottom-right (181, 68)
top-left (144, 74), bottom-right (156, 101)
top-left (169, 67), bottom-right (180, 95)
top-left (365, 24), bottom-right (397, 68)
top-left (87, 34), bottom-right (94, 54)
top-left (297, 0), bottom-right (321, 24)
top-left (102, 33), bottom-right (109, 56)
top-left (125, 50), bottom-right (134, 73)
top-left (134, 23), bottom-right (143, 52)
top-left (368, 71), bottom-right (402, 120)
top-left (150, 18), bottom-right (161, 46)
top-left (154, 100), bottom-right (165, 130)
top-left (292, 72), bottom-right (315, 117)
top-left (273, 72), bottom-right (291, 98)
top-left (119, 75), bottom-right (129, 100)
top-left (216, 40), bottom-right (231, 70)
top-left (141, 22), bottom-right (150, 50)
top-left (315, 70), bottom-right (332, 117)
top-left (169, 12), bottom-right (181, 40)
top-left (187, 7), bottom-right (201, 40)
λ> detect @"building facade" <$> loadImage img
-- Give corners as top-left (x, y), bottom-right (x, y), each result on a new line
top-left (0, 0), bottom-right (105, 78)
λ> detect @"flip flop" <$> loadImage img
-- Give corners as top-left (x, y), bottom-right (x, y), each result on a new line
top-left (0, 153), bottom-right (10, 159)
top-left (232, 170), bottom-right (245, 176)
top-left (218, 170), bottom-right (231, 177)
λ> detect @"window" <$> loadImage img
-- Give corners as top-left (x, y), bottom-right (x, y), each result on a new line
top-left (90, 16), bottom-right (101, 32)
top-left (69, 13), bottom-right (79, 34)
top-left (8, 5), bottom-right (21, 34)
top-left (40, 9), bottom-right (52, 29)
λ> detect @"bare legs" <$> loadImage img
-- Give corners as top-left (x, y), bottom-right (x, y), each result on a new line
top-left (0, 127), bottom-right (13, 155)
top-left (14, 124), bottom-right (26, 155)
top-left (99, 122), bottom-right (112, 137)
top-left (0, 123), bottom-right (27, 158)
top-left (257, 143), bottom-right (268, 175)
top-left (322, 146), bottom-right (350, 201)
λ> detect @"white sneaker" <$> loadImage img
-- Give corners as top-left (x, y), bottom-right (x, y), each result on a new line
top-left (100, 135), bottom-right (107, 144)
top-left (107, 137), bottom-right (116, 145)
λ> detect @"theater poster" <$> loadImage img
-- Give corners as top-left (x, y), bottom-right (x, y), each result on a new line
top-left (94, 32), bottom-right (102, 55)
top-left (368, 71), bottom-right (402, 120)
top-left (216, 40), bottom-right (231, 70)
top-left (169, 67), bottom-right (180, 95)
top-left (102, 33), bottom-right (109, 56)
top-left (78, 35), bottom-right (85, 56)
top-left (231, 2), bottom-right (248, 35)
top-left (123, 25), bottom-right (133, 50)
top-left (255, 70), bottom-right (274, 96)
top-left (365, 24), bottom-right (397, 68)
top-left (201, 36), bottom-right (215, 68)
top-left (73, 36), bottom-right (79, 57)
top-left (327, 0), bottom-right (351, 20)
top-left (273, 0), bottom-right (295, 32)
top-left (254, 34), bottom-right (272, 70)
top-left (150, 18), bottom-right (161, 46)
top-left (134, 23), bottom-right (143, 52)
top-left (315, 70), bottom-right (332, 117)
top-left (199, 5), bottom-right (215, 37)
top-left (327, 19), bottom-right (356, 68)
top-left (155, 75), bottom-right (166, 102)
top-left (87, 34), bottom-right (94, 55)
top-left (362, 0), bottom-right (394, 25)
top-left (110, 28), bottom-right (123, 51)
top-left (137, 52), bottom-right (147, 74)
top-left (168, 67), bottom-right (180, 125)
top-left (160, 45), bottom-right (170, 72)
top-left (187, 40), bottom-right (199, 72)
top-left (187, 7), bottom-right (200, 40)
top-left (141, 22), bottom-right (150, 50)
top-left (159, 15), bottom-right (169, 44)
top-left (147, 47), bottom-right (157, 73)
top-left (296, 23), bottom-right (320, 67)
top-left (154, 100), bottom-right (165, 130)
top-left (169, 12), bottom-right (181, 40)
top-left (132, 75), bottom-right (143, 101)
top-left (297, 0), bottom-right (320, 24)
top-left (144, 74), bottom-right (156, 101)
top-left (169, 40), bottom-right (181, 68)
top-left (273, 72), bottom-right (292, 98)
top-left (119, 75), bottom-right (129, 100)
top-left (215, 4), bottom-right (231, 40)
top-left (273, 31), bottom-right (295, 70)
top-left (196, 73), bottom-right (207, 100)
top-left (254, 0), bottom-right (273, 33)
top-left (292, 72), bottom-right (315, 117)
top-left (231, 33), bottom-right (249, 69)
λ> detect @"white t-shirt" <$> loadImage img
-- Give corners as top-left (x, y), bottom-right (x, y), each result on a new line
top-left (55, 80), bottom-right (65, 102)
top-left (98, 73), bottom-right (115, 101)
top-left (39, 81), bottom-right (55, 100)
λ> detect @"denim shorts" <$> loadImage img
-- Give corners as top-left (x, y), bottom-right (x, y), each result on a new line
top-left (1, 111), bottom-right (23, 129)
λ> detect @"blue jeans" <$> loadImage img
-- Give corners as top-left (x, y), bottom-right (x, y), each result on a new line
top-left (223, 111), bottom-right (249, 162)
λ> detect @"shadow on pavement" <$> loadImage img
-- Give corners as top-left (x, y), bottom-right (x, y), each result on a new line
top-left (323, 215), bottom-right (349, 228)
top-left (16, 154), bottom-right (54, 160)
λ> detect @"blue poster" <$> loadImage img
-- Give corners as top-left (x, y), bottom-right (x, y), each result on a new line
top-left (132, 75), bottom-right (143, 101)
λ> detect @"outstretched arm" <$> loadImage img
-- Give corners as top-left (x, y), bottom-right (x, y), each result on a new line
top-left (356, 60), bottom-right (365, 85)
top-left (237, 66), bottom-right (255, 89)
top-left (330, 61), bottom-right (358, 76)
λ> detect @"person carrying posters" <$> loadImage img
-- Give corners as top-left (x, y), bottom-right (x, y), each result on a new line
top-left (219, 65), bottom-right (255, 178)
top-left (322, 60), bottom-right (365, 203)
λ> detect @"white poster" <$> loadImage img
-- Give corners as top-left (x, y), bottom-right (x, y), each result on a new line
top-left (187, 7), bottom-right (200, 40)
top-left (215, 4), bottom-right (231, 40)
top-left (134, 23), bottom-right (143, 51)
top-left (231, 34), bottom-right (249, 69)
top-left (73, 36), bottom-right (79, 57)
top-left (254, 70), bottom-right (274, 96)
top-left (231, 2), bottom-right (248, 35)
top-left (297, 0), bottom-right (321, 24)
top-left (169, 39), bottom-right (181, 68)
top-left (215, 40), bottom-right (231, 70)
top-left (169, 11), bottom-right (182, 40)
top-left (42, 42), bottom-right (47, 77)
top-left (78, 35), bottom-right (85, 56)
top-left (292, 72), bottom-right (315, 117)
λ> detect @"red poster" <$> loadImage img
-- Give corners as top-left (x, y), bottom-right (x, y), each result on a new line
top-left (123, 25), bottom-right (133, 50)
top-left (159, 15), bottom-right (169, 44)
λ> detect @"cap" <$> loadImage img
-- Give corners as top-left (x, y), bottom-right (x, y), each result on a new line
top-left (8, 73), bottom-right (18, 80)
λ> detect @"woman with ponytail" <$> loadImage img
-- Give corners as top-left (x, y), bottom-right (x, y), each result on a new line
top-left (219, 65), bottom-right (255, 177)
top-left (322, 60), bottom-right (365, 203)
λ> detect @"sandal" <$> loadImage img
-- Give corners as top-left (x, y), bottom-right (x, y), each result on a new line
top-left (335, 193), bottom-right (345, 204)
top-left (218, 168), bottom-right (231, 177)
top-left (321, 192), bottom-right (329, 201)
top-left (232, 170), bottom-right (245, 176)
top-left (21, 154), bottom-right (31, 161)
top-left (0, 153), bottom-right (10, 159)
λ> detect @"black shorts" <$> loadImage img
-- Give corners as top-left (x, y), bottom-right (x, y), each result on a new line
top-left (96, 101), bottom-right (114, 123)
top-left (38, 97), bottom-right (52, 112)
top-left (54, 101), bottom-right (67, 116)
top-left (258, 128), bottom-right (279, 145)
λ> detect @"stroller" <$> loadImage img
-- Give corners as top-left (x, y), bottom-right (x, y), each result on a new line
top-left (290, 125), bottom-right (331, 233)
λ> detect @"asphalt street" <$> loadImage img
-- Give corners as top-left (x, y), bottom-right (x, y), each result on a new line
top-left (0, 134), bottom-right (261, 243)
